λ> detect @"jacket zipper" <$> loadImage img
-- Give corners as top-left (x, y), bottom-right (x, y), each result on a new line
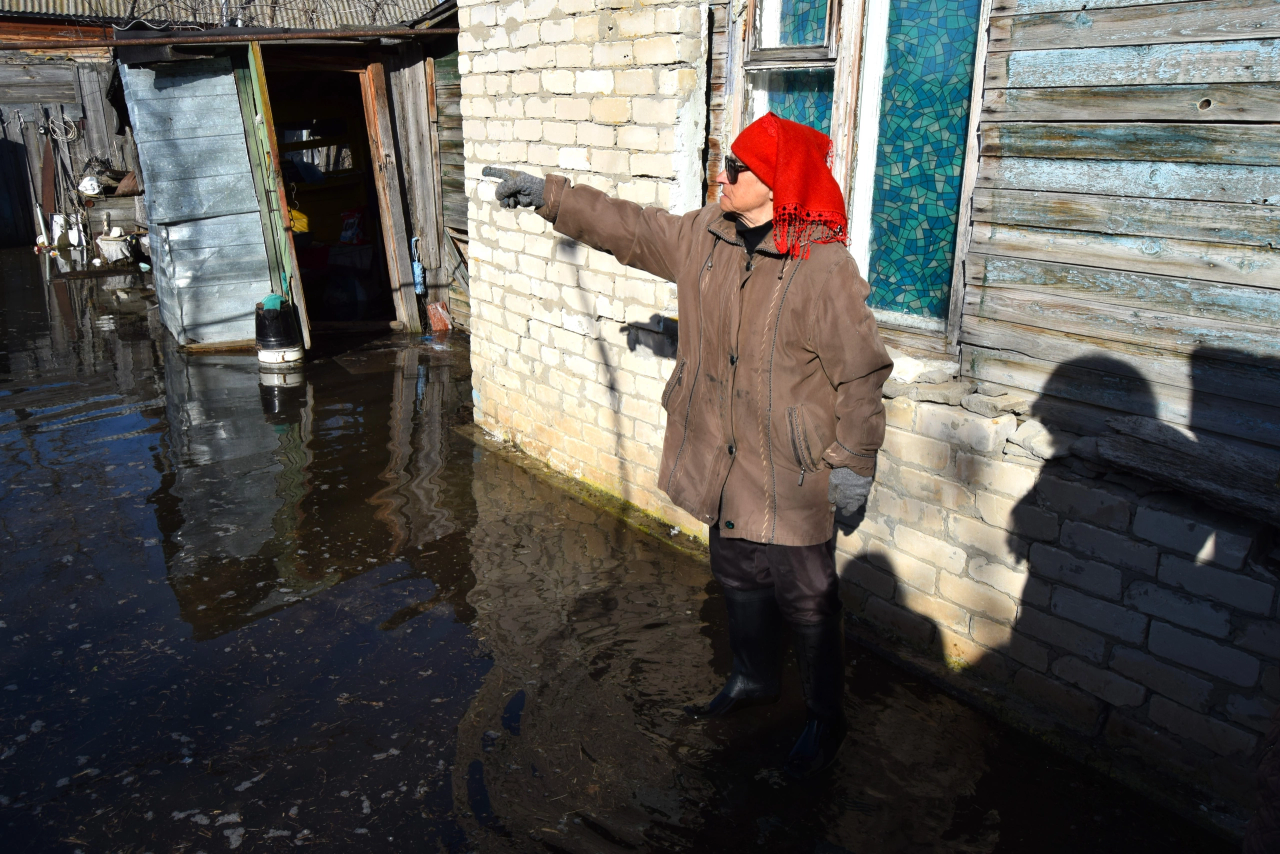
top-left (764, 258), bottom-right (802, 543)
top-left (662, 359), bottom-right (686, 409)
top-left (786, 407), bottom-right (808, 486)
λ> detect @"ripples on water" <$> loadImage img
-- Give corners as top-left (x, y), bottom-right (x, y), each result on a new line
top-left (0, 249), bottom-right (1231, 853)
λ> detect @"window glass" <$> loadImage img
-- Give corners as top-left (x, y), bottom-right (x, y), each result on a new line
top-left (758, 0), bottom-right (830, 48)
top-left (747, 68), bottom-right (835, 135)
top-left (866, 0), bottom-right (981, 320)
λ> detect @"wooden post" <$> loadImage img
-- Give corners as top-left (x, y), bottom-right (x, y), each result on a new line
top-left (390, 42), bottom-right (444, 284)
top-left (944, 0), bottom-right (995, 355)
top-left (248, 42), bottom-right (313, 349)
top-left (424, 55), bottom-right (451, 303)
top-left (361, 60), bottom-right (422, 334)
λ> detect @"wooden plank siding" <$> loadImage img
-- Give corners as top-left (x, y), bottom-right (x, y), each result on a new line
top-left (971, 189), bottom-right (1280, 247)
top-left (0, 64), bottom-right (76, 103)
top-left (954, 0), bottom-right (1280, 450)
top-left (432, 51), bottom-right (466, 235)
top-left (978, 157), bottom-right (1280, 203)
top-left (0, 59), bottom-right (140, 247)
top-left (980, 122), bottom-right (1280, 165)
top-left (967, 255), bottom-right (1280, 326)
top-left (989, 0), bottom-right (1280, 51)
top-left (983, 82), bottom-right (1280, 121)
top-left (390, 43), bottom-right (444, 274)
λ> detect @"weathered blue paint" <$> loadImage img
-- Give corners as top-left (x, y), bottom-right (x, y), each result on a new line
top-left (121, 57), bottom-right (271, 346)
top-left (1001, 39), bottom-right (1280, 88)
top-left (974, 221), bottom-right (1280, 289)
top-left (1005, 0), bottom-right (1204, 15)
top-left (982, 157), bottom-right (1280, 204)
top-left (1001, 1), bottom-right (1280, 52)
top-left (976, 255), bottom-right (1280, 328)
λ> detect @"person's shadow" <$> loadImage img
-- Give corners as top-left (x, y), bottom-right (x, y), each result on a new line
top-left (1003, 356), bottom-right (1160, 735)
top-left (1000, 349), bottom-right (1280, 837)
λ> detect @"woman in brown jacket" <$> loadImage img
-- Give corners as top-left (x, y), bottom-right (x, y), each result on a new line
top-left (485, 113), bottom-right (893, 778)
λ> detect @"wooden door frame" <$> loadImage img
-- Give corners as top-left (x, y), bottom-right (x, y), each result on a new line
top-left (246, 42), bottom-right (313, 349)
top-left (247, 44), bottom-right (423, 335)
top-left (389, 42), bottom-right (448, 304)
top-left (360, 60), bottom-right (422, 334)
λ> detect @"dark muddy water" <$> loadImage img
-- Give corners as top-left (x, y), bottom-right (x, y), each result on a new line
top-left (0, 249), bottom-right (1233, 853)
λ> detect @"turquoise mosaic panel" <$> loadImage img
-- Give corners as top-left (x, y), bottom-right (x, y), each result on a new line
top-left (761, 68), bottom-right (835, 135)
top-left (866, 0), bottom-right (982, 320)
top-left (780, 0), bottom-right (829, 46)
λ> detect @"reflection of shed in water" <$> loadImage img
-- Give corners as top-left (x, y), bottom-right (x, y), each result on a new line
top-left (157, 346), bottom-right (299, 567)
top-left (366, 347), bottom-right (460, 552)
top-left (153, 338), bottom-right (468, 640)
top-left (113, 5), bottom-right (463, 349)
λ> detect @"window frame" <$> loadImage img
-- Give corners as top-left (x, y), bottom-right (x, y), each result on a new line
top-left (845, 0), bottom-right (993, 349)
top-left (743, 0), bottom-right (842, 66)
top-left (732, 0), bottom-right (858, 171)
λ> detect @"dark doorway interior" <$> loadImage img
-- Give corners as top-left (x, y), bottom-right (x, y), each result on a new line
top-left (260, 64), bottom-right (395, 324)
top-left (0, 137), bottom-right (36, 248)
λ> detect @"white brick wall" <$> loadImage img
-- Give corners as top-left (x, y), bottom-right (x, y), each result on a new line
top-left (459, 0), bottom-right (709, 529)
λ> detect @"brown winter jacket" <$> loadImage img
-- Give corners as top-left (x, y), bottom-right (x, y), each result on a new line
top-left (538, 175), bottom-right (893, 547)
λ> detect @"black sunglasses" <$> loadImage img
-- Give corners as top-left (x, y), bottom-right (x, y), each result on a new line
top-left (723, 155), bottom-right (751, 184)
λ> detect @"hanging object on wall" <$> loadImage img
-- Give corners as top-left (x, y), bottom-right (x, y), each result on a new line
top-left (411, 236), bottom-right (426, 295)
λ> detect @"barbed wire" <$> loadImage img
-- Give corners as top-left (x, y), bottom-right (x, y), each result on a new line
top-left (81, 0), bottom-right (437, 30)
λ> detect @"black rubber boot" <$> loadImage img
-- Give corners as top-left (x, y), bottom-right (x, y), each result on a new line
top-left (783, 616), bottom-right (847, 778)
top-left (685, 587), bottom-right (782, 718)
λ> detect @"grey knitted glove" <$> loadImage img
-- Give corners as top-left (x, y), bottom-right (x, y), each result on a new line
top-left (483, 166), bottom-right (546, 209)
top-left (828, 467), bottom-right (873, 515)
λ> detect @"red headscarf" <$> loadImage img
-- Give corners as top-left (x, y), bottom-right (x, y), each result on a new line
top-left (730, 112), bottom-right (848, 259)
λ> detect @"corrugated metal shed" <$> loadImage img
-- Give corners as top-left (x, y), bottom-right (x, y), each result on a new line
top-left (122, 57), bottom-right (271, 345)
top-left (2, 0), bottom-right (441, 29)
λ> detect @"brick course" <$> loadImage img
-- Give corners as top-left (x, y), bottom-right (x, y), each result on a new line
top-left (1148, 621), bottom-right (1260, 687)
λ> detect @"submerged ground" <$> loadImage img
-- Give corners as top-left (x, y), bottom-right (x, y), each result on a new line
top-left (0, 249), bottom-right (1235, 853)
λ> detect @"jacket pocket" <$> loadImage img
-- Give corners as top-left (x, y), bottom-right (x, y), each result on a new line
top-left (787, 404), bottom-right (827, 473)
top-left (661, 358), bottom-right (686, 411)
top-left (785, 406), bottom-right (818, 486)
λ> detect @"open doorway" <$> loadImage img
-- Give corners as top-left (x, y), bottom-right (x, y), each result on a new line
top-left (258, 52), bottom-right (396, 326)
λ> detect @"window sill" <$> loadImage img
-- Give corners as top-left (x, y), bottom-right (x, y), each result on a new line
top-left (870, 308), bottom-right (945, 335)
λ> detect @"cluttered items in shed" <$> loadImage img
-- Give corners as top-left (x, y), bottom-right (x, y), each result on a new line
top-left (258, 52), bottom-right (397, 327)
top-left (0, 47), bottom-right (149, 271)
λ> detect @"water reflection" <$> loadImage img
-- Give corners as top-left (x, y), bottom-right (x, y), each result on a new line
top-left (451, 446), bottom-right (1004, 852)
top-left (0, 249), bottom-right (1233, 853)
top-left (454, 453), bottom-right (721, 851)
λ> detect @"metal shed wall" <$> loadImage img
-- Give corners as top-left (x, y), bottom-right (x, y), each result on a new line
top-left (121, 56), bottom-right (271, 345)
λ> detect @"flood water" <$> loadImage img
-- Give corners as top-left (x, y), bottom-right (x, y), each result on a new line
top-left (0, 248), bottom-right (1235, 853)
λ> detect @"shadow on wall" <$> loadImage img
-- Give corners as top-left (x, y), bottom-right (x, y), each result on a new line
top-left (626, 313), bottom-right (678, 359)
top-left (844, 347), bottom-right (1280, 830)
top-left (1004, 357), bottom-right (1159, 735)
